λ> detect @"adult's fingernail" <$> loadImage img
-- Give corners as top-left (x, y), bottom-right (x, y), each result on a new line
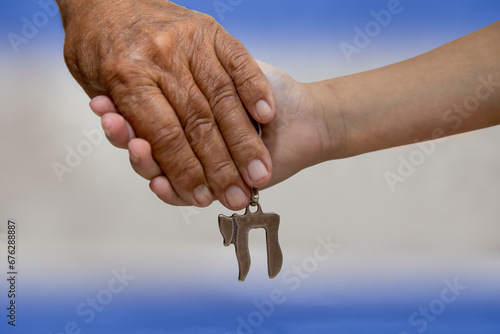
top-left (194, 185), bottom-right (213, 207)
top-left (256, 100), bottom-right (272, 119)
top-left (226, 186), bottom-right (248, 208)
top-left (248, 160), bottom-right (269, 182)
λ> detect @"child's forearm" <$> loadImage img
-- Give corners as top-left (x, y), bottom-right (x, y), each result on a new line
top-left (316, 21), bottom-right (500, 160)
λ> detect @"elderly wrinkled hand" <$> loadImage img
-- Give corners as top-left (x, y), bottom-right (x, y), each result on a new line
top-left (56, 0), bottom-right (276, 210)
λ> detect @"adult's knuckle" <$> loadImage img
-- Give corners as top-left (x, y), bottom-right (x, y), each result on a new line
top-left (149, 124), bottom-right (186, 157)
top-left (228, 131), bottom-right (263, 161)
top-left (177, 155), bottom-right (201, 179)
top-left (184, 113), bottom-right (217, 143)
top-left (231, 48), bottom-right (252, 68)
top-left (210, 84), bottom-right (237, 111)
top-left (209, 159), bottom-right (236, 185)
top-left (150, 125), bottom-right (203, 181)
top-left (225, 44), bottom-right (251, 70)
top-left (149, 32), bottom-right (180, 67)
top-left (234, 68), bottom-right (262, 90)
top-left (229, 130), bottom-right (251, 149)
top-left (204, 67), bottom-right (232, 91)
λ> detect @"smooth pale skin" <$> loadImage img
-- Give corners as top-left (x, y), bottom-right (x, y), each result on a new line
top-left (94, 21), bottom-right (500, 206)
top-left (56, 0), bottom-right (276, 210)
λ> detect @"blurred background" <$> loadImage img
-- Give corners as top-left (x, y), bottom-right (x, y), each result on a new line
top-left (1, 0), bottom-right (499, 333)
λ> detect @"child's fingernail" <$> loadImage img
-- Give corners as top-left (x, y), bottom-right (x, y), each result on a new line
top-left (129, 150), bottom-right (139, 164)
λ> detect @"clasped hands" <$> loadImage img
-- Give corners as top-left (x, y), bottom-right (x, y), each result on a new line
top-left (59, 0), bottom-right (500, 210)
top-left (58, 0), bottom-right (335, 210)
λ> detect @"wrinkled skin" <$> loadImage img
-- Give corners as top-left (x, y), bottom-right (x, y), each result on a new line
top-left (58, 0), bottom-right (276, 210)
top-left (91, 61), bottom-right (341, 205)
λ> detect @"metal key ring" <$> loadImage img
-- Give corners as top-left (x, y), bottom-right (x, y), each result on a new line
top-left (250, 187), bottom-right (259, 206)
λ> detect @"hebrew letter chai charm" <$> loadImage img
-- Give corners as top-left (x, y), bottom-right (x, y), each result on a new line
top-left (218, 202), bottom-right (283, 282)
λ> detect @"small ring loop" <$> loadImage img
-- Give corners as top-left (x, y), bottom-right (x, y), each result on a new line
top-left (250, 187), bottom-right (259, 206)
top-left (250, 118), bottom-right (262, 138)
top-left (256, 122), bottom-right (262, 138)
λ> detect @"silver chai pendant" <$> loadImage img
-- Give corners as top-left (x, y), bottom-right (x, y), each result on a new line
top-left (218, 188), bottom-right (283, 281)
